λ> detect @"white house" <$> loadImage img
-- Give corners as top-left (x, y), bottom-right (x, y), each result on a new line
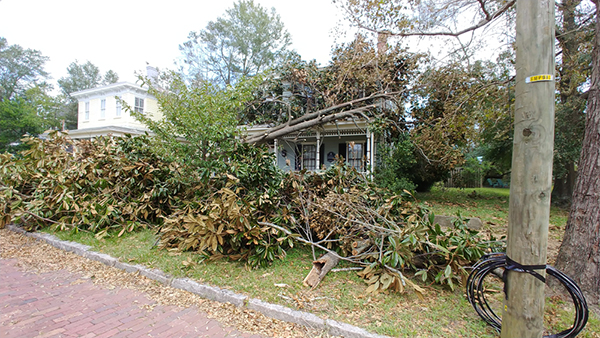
top-left (68, 74), bottom-right (160, 139)
top-left (67, 69), bottom-right (375, 174)
top-left (244, 120), bottom-right (377, 174)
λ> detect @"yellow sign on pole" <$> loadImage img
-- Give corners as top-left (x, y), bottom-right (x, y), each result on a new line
top-left (525, 74), bottom-right (553, 83)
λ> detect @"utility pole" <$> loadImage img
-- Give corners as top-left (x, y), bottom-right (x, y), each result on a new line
top-left (501, 0), bottom-right (555, 337)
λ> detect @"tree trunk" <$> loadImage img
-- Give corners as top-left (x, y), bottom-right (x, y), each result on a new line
top-left (302, 252), bottom-right (340, 288)
top-left (553, 3), bottom-right (600, 306)
top-left (242, 91), bottom-right (404, 145)
top-left (551, 161), bottom-right (577, 204)
top-left (552, 0), bottom-right (586, 205)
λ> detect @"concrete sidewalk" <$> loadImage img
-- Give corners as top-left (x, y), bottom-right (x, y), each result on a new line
top-left (0, 258), bottom-right (263, 338)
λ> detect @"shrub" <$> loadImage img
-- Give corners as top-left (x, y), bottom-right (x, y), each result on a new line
top-left (374, 133), bottom-right (417, 193)
top-left (277, 161), bottom-right (499, 293)
top-left (0, 132), bottom-right (183, 235)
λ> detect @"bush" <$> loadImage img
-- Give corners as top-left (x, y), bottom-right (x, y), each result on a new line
top-left (374, 132), bottom-right (451, 193)
top-left (0, 132), bottom-right (183, 234)
top-left (0, 131), bottom-right (293, 269)
top-left (374, 133), bottom-right (417, 193)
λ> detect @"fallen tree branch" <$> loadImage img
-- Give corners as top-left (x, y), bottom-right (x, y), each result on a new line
top-left (258, 221), bottom-right (410, 289)
top-left (242, 87), bottom-right (423, 145)
top-left (258, 221), bottom-right (364, 264)
top-left (303, 252), bottom-right (341, 288)
top-left (20, 211), bottom-right (93, 234)
top-left (244, 106), bottom-right (377, 144)
top-left (331, 267), bottom-right (364, 272)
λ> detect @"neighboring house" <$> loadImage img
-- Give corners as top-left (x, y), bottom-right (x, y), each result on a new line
top-left (68, 68), bottom-right (160, 139)
top-left (244, 119), bottom-right (376, 175)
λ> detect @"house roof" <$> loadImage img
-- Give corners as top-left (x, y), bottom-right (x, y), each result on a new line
top-left (70, 82), bottom-right (152, 99)
top-left (64, 125), bottom-right (153, 139)
top-left (242, 119), bottom-right (369, 140)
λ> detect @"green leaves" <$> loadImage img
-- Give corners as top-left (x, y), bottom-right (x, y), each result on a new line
top-left (0, 99), bottom-right (45, 152)
top-left (413, 213), bottom-right (502, 290)
top-left (0, 37), bottom-right (49, 101)
top-left (0, 132), bottom-right (177, 234)
top-left (178, 0), bottom-right (291, 87)
top-left (131, 71), bottom-right (263, 184)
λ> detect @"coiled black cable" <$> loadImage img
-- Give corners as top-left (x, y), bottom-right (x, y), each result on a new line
top-left (466, 252), bottom-right (589, 338)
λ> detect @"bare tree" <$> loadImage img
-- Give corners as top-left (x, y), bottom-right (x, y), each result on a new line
top-left (334, 0), bottom-right (599, 306)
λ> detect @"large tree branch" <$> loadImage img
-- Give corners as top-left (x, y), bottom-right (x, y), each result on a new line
top-left (357, 0), bottom-right (516, 38)
top-left (242, 88), bottom-right (416, 144)
top-left (477, 0), bottom-right (493, 21)
top-left (243, 105), bottom-right (377, 144)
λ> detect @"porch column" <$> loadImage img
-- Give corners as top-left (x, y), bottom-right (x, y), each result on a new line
top-left (316, 131), bottom-right (321, 170)
top-left (370, 131), bottom-right (376, 175)
top-left (366, 129), bottom-right (372, 176)
top-left (274, 138), bottom-right (278, 167)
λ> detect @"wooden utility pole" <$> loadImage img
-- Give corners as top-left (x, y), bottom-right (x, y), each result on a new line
top-left (501, 0), bottom-right (556, 337)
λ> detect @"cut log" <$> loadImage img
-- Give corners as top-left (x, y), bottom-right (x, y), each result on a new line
top-left (302, 252), bottom-right (340, 288)
top-left (351, 239), bottom-right (371, 256)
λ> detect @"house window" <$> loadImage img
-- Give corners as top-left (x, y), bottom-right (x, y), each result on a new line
top-left (294, 144), bottom-right (318, 171)
top-left (347, 142), bottom-right (364, 171)
top-left (84, 102), bottom-right (90, 120)
top-left (100, 99), bottom-right (106, 118)
top-left (302, 145), bottom-right (317, 170)
top-left (115, 96), bottom-right (122, 117)
top-left (134, 97), bottom-right (144, 113)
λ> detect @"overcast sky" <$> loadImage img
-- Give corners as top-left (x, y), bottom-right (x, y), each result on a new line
top-left (0, 0), bottom-right (353, 87)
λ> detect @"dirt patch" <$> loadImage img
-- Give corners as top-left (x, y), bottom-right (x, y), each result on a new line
top-left (0, 229), bottom-right (333, 338)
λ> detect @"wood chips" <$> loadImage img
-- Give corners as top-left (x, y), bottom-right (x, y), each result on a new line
top-left (0, 229), bottom-right (335, 338)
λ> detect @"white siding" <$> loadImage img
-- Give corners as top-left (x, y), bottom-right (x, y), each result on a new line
top-left (74, 82), bottom-right (158, 131)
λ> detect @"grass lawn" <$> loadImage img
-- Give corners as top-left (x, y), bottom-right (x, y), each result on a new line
top-left (417, 186), bottom-right (569, 264)
top-left (45, 186), bottom-right (598, 337)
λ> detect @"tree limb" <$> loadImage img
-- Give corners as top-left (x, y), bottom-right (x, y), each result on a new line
top-left (242, 89), bottom-right (413, 144)
top-left (357, 0), bottom-right (516, 38)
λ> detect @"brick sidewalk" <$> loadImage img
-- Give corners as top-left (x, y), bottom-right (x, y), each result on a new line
top-left (0, 258), bottom-right (264, 338)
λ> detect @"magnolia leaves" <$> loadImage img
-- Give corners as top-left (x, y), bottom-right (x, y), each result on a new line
top-left (157, 185), bottom-right (293, 269)
top-left (0, 133), bottom-right (172, 236)
top-left (358, 264), bottom-right (425, 298)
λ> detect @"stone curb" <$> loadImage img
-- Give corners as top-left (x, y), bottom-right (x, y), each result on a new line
top-left (171, 277), bottom-right (247, 307)
top-left (326, 319), bottom-right (390, 338)
top-left (247, 298), bottom-right (326, 330)
top-left (5, 224), bottom-right (391, 338)
top-left (137, 266), bottom-right (173, 285)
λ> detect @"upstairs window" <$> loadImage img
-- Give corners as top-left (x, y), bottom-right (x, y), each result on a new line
top-left (115, 96), bottom-right (122, 117)
top-left (84, 102), bottom-right (90, 120)
top-left (100, 99), bottom-right (106, 118)
top-left (134, 97), bottom-right (144, 114)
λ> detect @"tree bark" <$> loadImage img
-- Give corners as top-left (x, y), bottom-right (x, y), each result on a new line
top-left (552, 0), bottom-right (586, 204)
top-left (553, 3), bottom-right (600, 306)
top-left (303, 252), bottom-right (340, 288)
top-left (551, 161), bottom-right (577, 204)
